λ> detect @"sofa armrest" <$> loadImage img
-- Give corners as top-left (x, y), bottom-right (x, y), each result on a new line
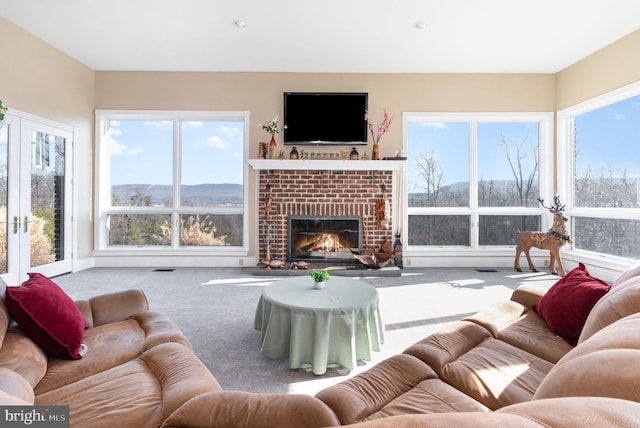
top-left (0, 368), bottom-right (34, 404)
top-left (315, 354), bottom-right (438, 424)
top-left (161, 391), bottom-right (340, 428)
top-left (79, 289), bottom-right (149, 328)
top-left (510, 283), bottom-right (550, 309)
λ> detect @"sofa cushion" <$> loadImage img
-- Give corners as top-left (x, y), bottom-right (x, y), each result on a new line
top-left (611, 260), bottom-right (640, 288)
top-left (5, 273), bottom-right (86, 359)
top-left (404, 321), bottom-right (492, 371)
top-left (316, 354), bottom-right (439, 424)
top-left (35, 342), bottom-right (221, 428)
top-left (34, 311), bottom-right (193, 395)
top-left (0, 368), bottom-right (35, 404)
top-left (439, 337), bottom-right (553, 410)
top-left (361, 378), bottom-right (489, 421)
top-left (534, 313), bottom-right (640, 403)
top-left (494, 309), bottom-right (573, 364)
top-left (533, 263), bottom-right (609, 345)
top-left (578, 275), bottom-right (640, 344)
top-left (0, 328), bottom-right (48, 387)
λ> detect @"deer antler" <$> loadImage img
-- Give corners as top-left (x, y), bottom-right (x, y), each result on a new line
top-left (538, 197), bottom-right (549, 209)
top-left (539, 196), bottom-right (565, 212)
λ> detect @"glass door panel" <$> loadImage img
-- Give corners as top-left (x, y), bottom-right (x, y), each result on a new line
top-left (30, 130), bottom-right (66, 268)
top-left (0, 121), bottom-right (8, 274)
top-left (0, 114), bottom-right (73, 284)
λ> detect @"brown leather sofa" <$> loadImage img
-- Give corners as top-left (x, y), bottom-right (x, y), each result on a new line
top-left (315, 262), bottom-right (640, 426)
top-left (3, 262), bottom-right (640, 427)
top-left (0, 289), bottom-right (338, 428)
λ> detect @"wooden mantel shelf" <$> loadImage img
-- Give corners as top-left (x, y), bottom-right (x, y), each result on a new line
top-left (247, 159), bottom-right (404, 171)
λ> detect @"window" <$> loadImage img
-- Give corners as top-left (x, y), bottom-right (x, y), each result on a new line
top-left (405, 113), bottom-right (552, 250)
top-left (95, 111), bottom-right (248, 253)
top-left (558, 84), bottom-right (640, 260)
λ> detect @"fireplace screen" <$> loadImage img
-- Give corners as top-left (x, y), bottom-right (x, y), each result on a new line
top-left (288, 216), bottom-right (361, 262)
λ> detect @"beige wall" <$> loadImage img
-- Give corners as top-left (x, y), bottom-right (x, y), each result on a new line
top-left (96, 71), bottom-right (556, 159)
top-left (2, 14), bottom-right (639, 266)
top-left (96, 71), bottom-right (556, 257)
top-left (0, 17), bottom-right (95, 260)
top-left (556, 29), bottom-right (640, 110)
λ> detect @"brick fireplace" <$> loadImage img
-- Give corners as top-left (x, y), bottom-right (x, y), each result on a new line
top-left (249, 160), bottom-right (402, 264)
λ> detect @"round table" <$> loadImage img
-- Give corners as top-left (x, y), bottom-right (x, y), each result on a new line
top-left (254, 276), bottom-right (384, 375)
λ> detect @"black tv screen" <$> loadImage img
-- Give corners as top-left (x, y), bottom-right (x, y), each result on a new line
top-left (283, 92), bottom-right (368, 145)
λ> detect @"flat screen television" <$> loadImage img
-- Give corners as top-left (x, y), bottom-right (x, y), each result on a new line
top-left (283, 92), bottom-right (368, 145)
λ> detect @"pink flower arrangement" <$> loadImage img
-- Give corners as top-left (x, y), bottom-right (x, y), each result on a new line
top-left (365, 109), bottom-right (394, 145)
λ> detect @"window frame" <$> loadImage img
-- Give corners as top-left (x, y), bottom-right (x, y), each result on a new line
top-left (403, 111), bottom-right (554, 255)
top-left (94, 110), bottom-right (250, 256)
top-left (557, 81), bottom-right (640, 269)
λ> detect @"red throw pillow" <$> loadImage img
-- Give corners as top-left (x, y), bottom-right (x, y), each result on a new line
top-left (5, 273), bottom-right (86, 359)
top-left (533, 263), bottom-right (610, 346)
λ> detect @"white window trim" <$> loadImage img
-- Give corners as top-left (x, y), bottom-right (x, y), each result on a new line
top-left (94, 110), bottom-right (250, 258)
top-left (402, 112), bottom-right (554, 264)
top-left (557, 81), bottom-right (640, 274)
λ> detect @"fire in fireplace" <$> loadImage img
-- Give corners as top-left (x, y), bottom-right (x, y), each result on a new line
top-left (288, 216), bottom-right (362, 262)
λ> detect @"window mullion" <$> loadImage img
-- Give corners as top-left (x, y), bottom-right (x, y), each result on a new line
top-left (469, 120), bottom-right (479, 248)
top-left (172, 117), bottom-right (181, 248)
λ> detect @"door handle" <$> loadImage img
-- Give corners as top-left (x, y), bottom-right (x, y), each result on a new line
top-left (12, 216), bottom-right (20, 234)
top-left (24, 215), bottom-right (32, 233)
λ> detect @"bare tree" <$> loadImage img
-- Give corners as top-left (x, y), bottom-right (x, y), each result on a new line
top-left (500, 131), bottom-right (539, 207)
top-left (413, 150), bottom-right (445, 207)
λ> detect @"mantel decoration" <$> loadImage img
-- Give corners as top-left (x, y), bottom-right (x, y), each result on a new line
top-left (259, 115), bottom-right (285, 159)
top-left (365, 109), bottom-right (394, 160)
top-left (310, 270), bottom-right (330, 289)
top-left (0, 99), bottom-right (7, 128)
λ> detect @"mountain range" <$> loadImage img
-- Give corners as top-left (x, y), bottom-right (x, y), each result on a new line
top-left (112, 183), bottom-right (243, 206)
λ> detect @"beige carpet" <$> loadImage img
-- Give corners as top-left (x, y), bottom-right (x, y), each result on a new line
top-left (53, 266), bottom-right (559, 396)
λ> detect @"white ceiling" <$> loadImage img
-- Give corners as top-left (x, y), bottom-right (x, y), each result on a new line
top-left (1, 0), bottom-right (640, 73)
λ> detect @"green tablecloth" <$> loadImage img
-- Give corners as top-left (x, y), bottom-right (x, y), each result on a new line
top-left (254, 276), bottom-right (384, 375)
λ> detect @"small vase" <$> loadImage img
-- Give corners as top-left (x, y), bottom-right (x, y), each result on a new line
top-left (268, 135), bottom-right (277, 159)
top-left (313, 281), bottom-right (325, 289)
top-left (372, 143), bottom-right (380, 160)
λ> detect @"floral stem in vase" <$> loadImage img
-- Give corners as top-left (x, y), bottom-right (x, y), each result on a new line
top-left (372, 143), bottom-right (380, 160)
top-left (269, 135), bottom-right (277, 159)
top-left (365, 109), bottom-right (393, 161)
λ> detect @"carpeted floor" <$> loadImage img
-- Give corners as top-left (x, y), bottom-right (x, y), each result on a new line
top-left (53, 266), bottom-right (559, 396)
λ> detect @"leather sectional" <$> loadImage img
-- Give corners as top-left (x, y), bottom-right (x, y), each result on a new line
top-left (1, 262), bottom-right (640, 427)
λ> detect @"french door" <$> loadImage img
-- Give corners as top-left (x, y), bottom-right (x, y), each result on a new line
top-left (0, 112), bottom-right (74, 284)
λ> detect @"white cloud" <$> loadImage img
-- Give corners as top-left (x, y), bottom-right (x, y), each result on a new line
top-left (183, 121), bottom-right (205, 129)
top-left (416, 122), bottom-right (448, 129)
top-left (206, 135), bottom-right (228, 150)
top-left (214, 125), bottom-right (241, 138)
top-left (144, 120), bottom-right (172, 130)
top-left (614, 113), bottom-right (625, 120)
top-left (426, 122), bottom-right (447, 128)
top-left (110, 139), bottom-right (143, 156)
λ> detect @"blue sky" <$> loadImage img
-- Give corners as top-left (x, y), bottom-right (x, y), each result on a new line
top-left (575, 95), bottom-right (640, 177)
top-left (107, 94), bottom-right (638, 190)
top-left (407, 121), bottom-right (539, 187)
top-left (406, 94), bottom-right (640, 190)
top-left (109, 119), bottom-right (244, 186)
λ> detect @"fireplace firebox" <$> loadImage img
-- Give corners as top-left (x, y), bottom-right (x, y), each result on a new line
top-left (288, 216), bottom-right (362, 262)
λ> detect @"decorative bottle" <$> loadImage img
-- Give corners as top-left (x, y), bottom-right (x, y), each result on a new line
top-left (268, 136), bottom-right (277, 159)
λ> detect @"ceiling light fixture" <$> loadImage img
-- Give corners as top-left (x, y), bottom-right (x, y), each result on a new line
top-left (414, 21), bottom-right (427, 30)
top-left (234, 20), bottom-right (247, 28)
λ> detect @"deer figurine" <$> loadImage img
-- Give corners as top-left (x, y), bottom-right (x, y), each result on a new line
top-left (514, 195), bottom-right (572, 276)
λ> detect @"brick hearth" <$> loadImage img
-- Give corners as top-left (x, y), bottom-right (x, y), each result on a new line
top-left (257, 169), bottom-right (394, 263)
